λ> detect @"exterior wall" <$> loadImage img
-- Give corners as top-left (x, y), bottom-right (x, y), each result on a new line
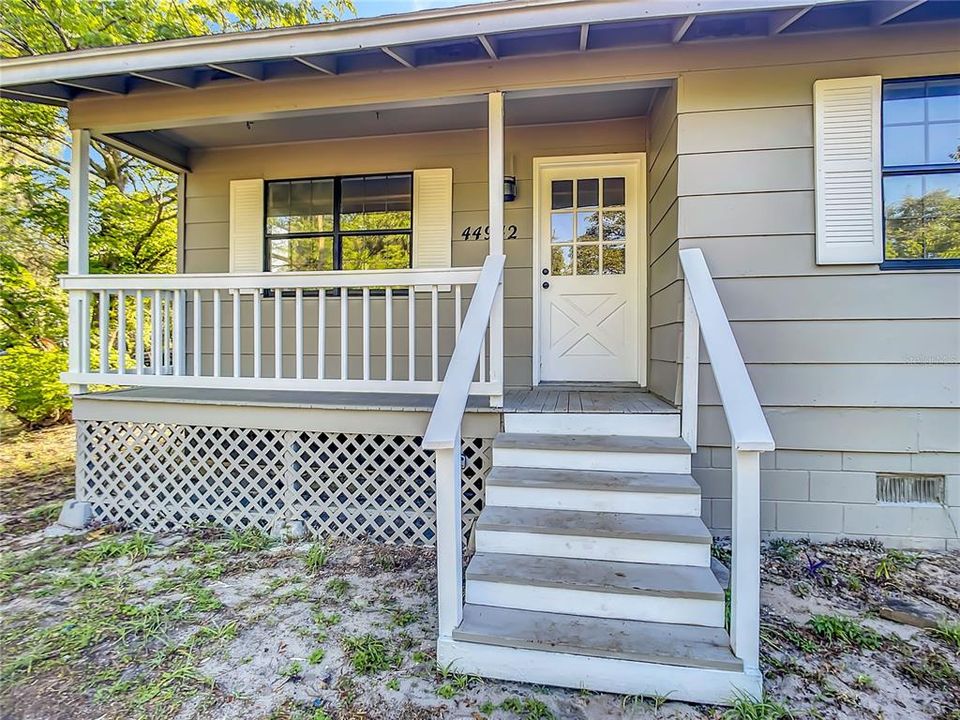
top-left (675, 46), bottom-right (960, 549)
top-left (182, 119), bottom-right (646, 388)
top-left (646, 85), bottom-right (680, 405)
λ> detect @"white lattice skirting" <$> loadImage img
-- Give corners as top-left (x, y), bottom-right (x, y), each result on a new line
top-left (76, 420), bottom-right (491, 544)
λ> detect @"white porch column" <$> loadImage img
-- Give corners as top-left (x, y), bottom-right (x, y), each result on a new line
top-left (487, 91), bottom-right (505, 407)
top-left (67, 129), bottom-right (91, 395)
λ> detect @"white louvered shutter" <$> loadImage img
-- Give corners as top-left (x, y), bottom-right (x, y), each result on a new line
top-left (814, 76), bottom-right (883, 264)
top-left (412, 168), bottom-right (453, 270)
top-left (229, 178), bottom-right (265, 272)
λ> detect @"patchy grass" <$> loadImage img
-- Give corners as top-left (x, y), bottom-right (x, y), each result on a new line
top-left (0, 424), bottom-right (74, 537)
top-left (807, 614), bottom-right (882, 650)
top-left (342, 633), bottom-right (401, 674)
top-left (723, 692), bottom-right (794, 719)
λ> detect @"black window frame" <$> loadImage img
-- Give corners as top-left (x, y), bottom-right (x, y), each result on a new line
top-left (262, 172), bottom-right (414, 274)
top-left (880, 74), bottom-right (960, 270)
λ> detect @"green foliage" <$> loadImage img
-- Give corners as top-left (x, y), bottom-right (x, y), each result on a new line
top-left (305, 542), bottom-right (329, 572)
top-left (723, 692), bottom-right (794, 719)
top-left (325, 577), bottom-right (350, 599)
top-left (227, 527), bottom-right (272, 552)
top-left (898, 650), bottom-right (959, 689)
top-left (76, 532), bottom-right (153, 565)
top-left (278, 660), bottom-right (302, 679)
top-left (308, 648), bottom-right (325, 664)
top-left (0, 255), bottom-right (67, 349)
top-left (874, 549), bottom-right (917, 581)
top-left (341, 633), bottom-right (400, 674)
top-left (808, 614), bottom-right (881, 650)
top-left (885, 190), bottom-right (960, 260)
top-left (0, 345), bottom-right (70, 427)
top-left (929, 621), bottom-right (960, 650)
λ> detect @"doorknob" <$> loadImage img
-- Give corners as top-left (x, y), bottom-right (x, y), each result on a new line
top-left (542, 281), bottom-right (550, 289)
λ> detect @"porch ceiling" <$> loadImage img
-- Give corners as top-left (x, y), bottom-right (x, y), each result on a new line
top-left (2, 0), bottom-right (957, 108)
top-left (157, 85), bottom-right (659, 149)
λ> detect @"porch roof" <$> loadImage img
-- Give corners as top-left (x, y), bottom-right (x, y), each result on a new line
top-left (2, 0), bottom-right (957, 108)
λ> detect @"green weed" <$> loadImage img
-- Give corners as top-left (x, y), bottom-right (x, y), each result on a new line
top-left (899, 650), bottom-right (959, 689)
top-left (723, 691), bottom-right (794, 719)
top-left (325, 578), bottom-right (351, 599)
top-left (308, 648), bottom-right (325, 664)
top-left (874, 549), bottom-right (916, 581)
top-left (391, 609), bottom-right (417, 627)
top-left (342, 633), bottom-right (400, 674)
top-left (279, 660), bottom-right (303, 679)
top-left (227, 527), bottom-right (272, 552)
top-left (808, 614), bottom-right (881, 650)
top-left (929, 620), bottom-right (960, 650)
top-left (305, 542), bottom-right (330, 572)
top-left (314, 610), bottom-right (341, 627)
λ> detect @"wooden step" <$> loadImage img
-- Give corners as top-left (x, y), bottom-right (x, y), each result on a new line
top-left (487, 466), bottom-right (700, 493)
top-left (503, 412), bottom-right (679, 437)
top-left (465, 552), bottom-right (725, 625)
top-left (493, 433), bottom-right (692, 473)
top-left (494, 433), bottom-right (691, 454)
top-left (474, 507), bottom-right (713, 566)
top-left (486, 467), bottom-right (701, 515)
top-left (452, 604), bottom-right (742, 672)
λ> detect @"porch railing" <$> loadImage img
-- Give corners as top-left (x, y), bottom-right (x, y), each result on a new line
top-left (424, 253), bottom-right (505, 639)
top-left (60, 266), bottom-right (502, 396)
top-left (678, 247), bottom-right (775, 678)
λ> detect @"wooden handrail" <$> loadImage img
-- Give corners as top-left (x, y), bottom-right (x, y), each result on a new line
top-left (678, 248), bottom-right (774, 452)
top-left (423, 253), bottom-right (505, 450)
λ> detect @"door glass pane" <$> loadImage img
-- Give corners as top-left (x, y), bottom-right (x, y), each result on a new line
top-left (576, 211), bottom-right (599, 243)
top-left (340, 175), bottom-right (412, 231)
top-left (270, 236), bottom-right (333, 272)
top-left (576, 244), bottom-right (599, 275)
top-left (577, 178), bottom-right (599, 208)
top-left (603, 177), bottom-right (625, 207)
top-left (551, 245), bottom-right (574, 275)
top-left (551, 180), bottom-right (573, 209)
top-left (551, 213), bottom-right (574, 242)
top-left (602, 244), bottom-right (626, 275)
top-left (602, 211), bottom-right (626, 242)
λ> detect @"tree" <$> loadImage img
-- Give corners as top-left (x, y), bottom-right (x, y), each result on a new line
top-left (0, 0), bottom-right (355, 349)
top-left (885, 190), bottom-right (960, 260)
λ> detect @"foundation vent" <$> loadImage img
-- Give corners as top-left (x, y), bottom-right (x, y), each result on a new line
top-left (877, 473), bottom-right (945, 505)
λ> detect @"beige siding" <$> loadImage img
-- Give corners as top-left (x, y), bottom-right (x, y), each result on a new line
top-left (646, 85), bottom-right (681, 405)
top-left (182, 119), bottom-right (647, 388)
top-left (675, 46), bottom-right (960, 547)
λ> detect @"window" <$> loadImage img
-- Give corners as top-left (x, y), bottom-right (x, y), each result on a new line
top-left (882, 76), bottom-right (960, 267)
top-left (265, 173), bottom-right (413, 272)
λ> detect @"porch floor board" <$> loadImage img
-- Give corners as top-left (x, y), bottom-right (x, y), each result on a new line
top-left (79, 385), bottom-right (675, 414)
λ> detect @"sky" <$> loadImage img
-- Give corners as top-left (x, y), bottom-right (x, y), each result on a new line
top-left (352, 0), bottom-right (492, 18)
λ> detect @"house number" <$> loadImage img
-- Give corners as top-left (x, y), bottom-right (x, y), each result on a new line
top-left (460, 225), bottom-right (518, 241)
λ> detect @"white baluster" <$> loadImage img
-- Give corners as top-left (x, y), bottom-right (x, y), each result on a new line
top-left (295, 288), bottom-right (303, 380)
top-left (213, 290), bottom-right (222, 378)
top-left (385, 288), bottom-right (393, 382)
top-left (362, 287), bottom-right (370, 381)
top-left (152, 289), bottom-right (161, 374)
top-left (317, 290), bottom-right (326, 380)
top-left (193, 289), bottom-right (202, 377)
top-left (408, 286), bottom-right (416, 381)
top-left (99, 289), bottom-right (108, 374)
top-left (232, 290), bottom-right (241, 377)
top-left (274, 289), bottom-right (282, 379)
top-left (454, 284), bottom-right (462, 340)
top-left (253, 290), bottom-right (262, 378)
top-left (117, 290), bottom-right (126, 376)
top-left (340, 290), bottom-right (348, 380)
top-left (135, 290), bottom-right (144, 375)
top-left (431, 286), bottom-right (439, 383)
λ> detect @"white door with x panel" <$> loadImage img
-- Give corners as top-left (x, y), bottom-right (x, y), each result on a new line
top-left (538, 159), bottom-right (641, 383)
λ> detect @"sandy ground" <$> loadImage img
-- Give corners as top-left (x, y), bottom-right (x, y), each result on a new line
top-left (1, 426), bottom-right (958, 720)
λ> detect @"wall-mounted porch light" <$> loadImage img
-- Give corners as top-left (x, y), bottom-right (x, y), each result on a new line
top-left (503, 175), bottom-right (517, 202)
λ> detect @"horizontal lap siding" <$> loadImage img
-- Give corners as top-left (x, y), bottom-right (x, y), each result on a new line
top-left (182, 119), bottom-right (646, 389)
top-left (647, 86), bottom-right (681, 405)
top-left (676, 44), bottom-right (960, 545)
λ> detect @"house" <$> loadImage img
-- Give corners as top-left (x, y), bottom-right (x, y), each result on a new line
top-left (2, 0), bottom-right (958, 704)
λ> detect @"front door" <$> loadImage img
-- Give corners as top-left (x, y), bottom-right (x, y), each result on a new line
top-left (537, 157), bottom-right (642, 383)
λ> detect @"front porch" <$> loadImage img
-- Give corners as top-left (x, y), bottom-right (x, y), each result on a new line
top-left (58, 79), bottom-right (771, 705)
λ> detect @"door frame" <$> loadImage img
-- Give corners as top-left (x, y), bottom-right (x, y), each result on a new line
top-left (531, 152), bottom-right (647, 387)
